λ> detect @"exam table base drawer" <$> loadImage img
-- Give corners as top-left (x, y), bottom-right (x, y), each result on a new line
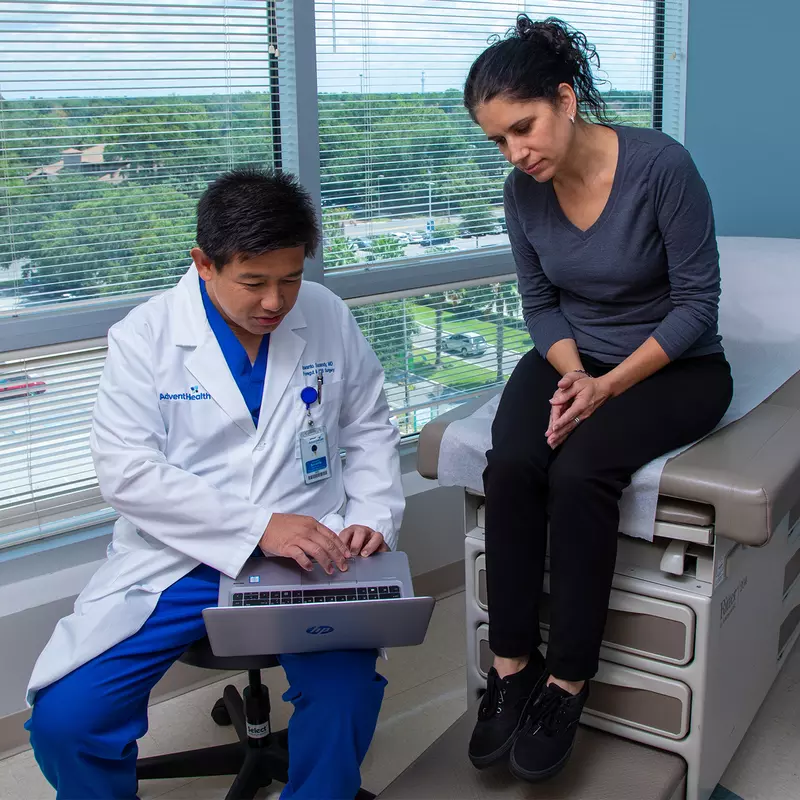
top-left (476, 625), bottom-right (691, 740)
top-left (474, 555), bottom-right (695, 665)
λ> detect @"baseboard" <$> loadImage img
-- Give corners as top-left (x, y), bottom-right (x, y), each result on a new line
top-left (0, 561), bottom-right (467, 762)
top-left (0, 708), bottom-right (30, 761)
top-left (412, 559), bottom-right (465, 599)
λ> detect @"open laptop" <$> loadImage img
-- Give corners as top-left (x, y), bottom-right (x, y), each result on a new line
top-left (203, 551), bottom-right (435, 657)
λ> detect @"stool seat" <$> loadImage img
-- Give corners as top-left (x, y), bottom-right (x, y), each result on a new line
top-left (180, 636), bottom-right (280, 672)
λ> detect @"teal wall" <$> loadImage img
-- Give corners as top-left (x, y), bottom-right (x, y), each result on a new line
top-left (684, 0), bottom-right (799, 237)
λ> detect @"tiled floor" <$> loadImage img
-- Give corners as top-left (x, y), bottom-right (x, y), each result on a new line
top-left (1, 590), bottom-right (798, 799)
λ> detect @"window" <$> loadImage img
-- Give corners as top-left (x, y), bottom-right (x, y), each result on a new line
top-left (0, 0), bottom-right (686, 548)
top-left (353, 278), bottom-right (529, 436)
top-left (314, 0), bottom-right (669, 274)
top-left (0, 0), bottom-right (277, 313)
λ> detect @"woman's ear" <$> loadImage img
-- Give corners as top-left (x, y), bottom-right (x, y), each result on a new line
top-left (556, 83), bottom-right (577, 120)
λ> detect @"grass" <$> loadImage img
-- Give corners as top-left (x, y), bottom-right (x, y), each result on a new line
top-left (410, 302), bottom-right (531, 355)
top-left (409, 346), bottom-right (507, 391)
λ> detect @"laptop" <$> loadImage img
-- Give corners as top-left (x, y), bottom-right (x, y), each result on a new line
top-left (203, 551), bottom-right (435, 657)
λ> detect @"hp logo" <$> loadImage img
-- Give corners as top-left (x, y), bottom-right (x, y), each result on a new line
top-left (306, 625), bottom-right (334, 635)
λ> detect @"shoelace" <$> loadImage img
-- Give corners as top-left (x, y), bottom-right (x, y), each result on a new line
top-left (478, 673), bottom-right (506, 720)
top-left (523, 687), bottom-right (567, 737)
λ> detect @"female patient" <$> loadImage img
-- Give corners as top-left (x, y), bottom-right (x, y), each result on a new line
top-left (463, 15), bottom-right (732, 782)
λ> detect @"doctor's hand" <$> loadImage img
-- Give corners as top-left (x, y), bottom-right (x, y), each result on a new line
top-left (338, 525), bottom-right (390, 557)
top-left (259, 513), bottom-right (351, 574)
top-left (546, 375), bottom-right (612, 449)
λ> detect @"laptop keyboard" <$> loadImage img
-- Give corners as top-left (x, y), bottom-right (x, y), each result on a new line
top-left (231, 584), bottom-right (403, 607)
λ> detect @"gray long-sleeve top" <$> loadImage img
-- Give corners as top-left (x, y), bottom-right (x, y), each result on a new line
top-left (505, 124), bottom-right (724, 364)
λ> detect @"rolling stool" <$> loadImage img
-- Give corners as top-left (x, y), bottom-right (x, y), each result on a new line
top-left (136, 637), bottom-right (376, 800)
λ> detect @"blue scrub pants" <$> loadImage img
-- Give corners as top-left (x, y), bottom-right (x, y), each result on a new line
top-left (26, 564), bottom-right (386, 800)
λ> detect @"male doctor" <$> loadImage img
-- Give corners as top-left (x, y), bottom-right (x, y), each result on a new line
top-left (25, 168), bottom-right (405, 799)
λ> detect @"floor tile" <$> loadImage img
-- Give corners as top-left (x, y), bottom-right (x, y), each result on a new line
top-left (720, 635), bottom-right (800, 800)
top-left (361, 665), bottom-right (468, 795)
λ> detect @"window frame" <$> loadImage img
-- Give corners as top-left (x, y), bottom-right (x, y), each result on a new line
top-left (0, 0), bottom-right (678, 352)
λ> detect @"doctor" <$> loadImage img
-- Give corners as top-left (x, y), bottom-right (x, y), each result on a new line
top-left (25, 168), bottom-right (405, 800)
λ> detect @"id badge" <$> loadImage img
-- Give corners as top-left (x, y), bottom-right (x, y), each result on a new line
top-left (299, 425), bottom-right (331, 485)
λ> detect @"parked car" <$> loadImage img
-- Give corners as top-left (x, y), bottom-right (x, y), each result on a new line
top-left (420, 234), bottom-right (453, 247)
top-left (407, 231), bottom-right (425, 244)
top-left (0, 374), bottom-right (46, 400)
top-left (443, 332), bottom-right (488, 357)
top-left (389, 231), bottom-right (411, 244)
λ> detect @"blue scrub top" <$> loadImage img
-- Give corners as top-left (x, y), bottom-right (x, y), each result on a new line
top-left (200, 279), bottom-right (269, 426)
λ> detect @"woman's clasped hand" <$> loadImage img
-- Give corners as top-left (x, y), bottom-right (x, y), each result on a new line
top-left (545, 370), bottom-right (613, 448)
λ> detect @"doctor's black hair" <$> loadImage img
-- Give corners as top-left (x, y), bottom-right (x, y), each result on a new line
top-left (196, 167), bottom-right (320, 270)
top-left (463, 15), bottom-right (610, 123)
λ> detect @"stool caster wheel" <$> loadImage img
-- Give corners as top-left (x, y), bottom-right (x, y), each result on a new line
top-left (211, 697), bottom-right (232, 726)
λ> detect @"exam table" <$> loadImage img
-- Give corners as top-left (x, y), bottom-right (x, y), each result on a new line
top-left (379, 238), bottom-right (800, 800)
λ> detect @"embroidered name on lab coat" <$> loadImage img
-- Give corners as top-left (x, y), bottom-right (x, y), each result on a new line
top-left (302, 360), bottom-right (335, 377)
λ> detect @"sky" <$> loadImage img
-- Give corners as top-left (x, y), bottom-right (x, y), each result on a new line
top-left (0, 0), bottom-right (656, 101)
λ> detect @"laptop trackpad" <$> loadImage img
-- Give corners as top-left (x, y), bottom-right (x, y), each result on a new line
top-left (301, 559), bottom-right (360, 585)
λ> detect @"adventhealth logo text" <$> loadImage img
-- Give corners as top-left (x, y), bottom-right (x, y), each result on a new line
top-left (159, 385), bottom-right (211, 401)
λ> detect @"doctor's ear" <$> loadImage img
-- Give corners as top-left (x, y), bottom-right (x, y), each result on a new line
top-left (191, 247), bottom-right (217, 281)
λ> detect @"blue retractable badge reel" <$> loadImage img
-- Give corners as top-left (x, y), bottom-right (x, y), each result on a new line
top-left (300, 386), bottom-right (318, 409)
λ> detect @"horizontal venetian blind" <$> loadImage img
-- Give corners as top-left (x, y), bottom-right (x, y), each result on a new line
top-left (314, 0), bottom-right (667, 273)
top-left (0, 340), bottom-right (110, 546)
top-left (0, 0), bottom-right (277, 315)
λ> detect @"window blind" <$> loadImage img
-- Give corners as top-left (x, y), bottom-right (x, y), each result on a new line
top-left (0, 340), bottom-right (109, 545)
top-left (315, 0), bottom-right (676, 272)
top-left (0, 0), bottom-right (277, 314)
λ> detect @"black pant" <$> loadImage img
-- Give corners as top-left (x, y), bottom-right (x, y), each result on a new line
top-left (483, 350), bottom-right (733, 681)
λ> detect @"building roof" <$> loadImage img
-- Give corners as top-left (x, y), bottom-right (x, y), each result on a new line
top-left (24, 160), bottom-right (65, 180)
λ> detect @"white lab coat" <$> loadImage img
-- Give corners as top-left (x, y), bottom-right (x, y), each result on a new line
top-left (26, 267), bottom-right (404, 704)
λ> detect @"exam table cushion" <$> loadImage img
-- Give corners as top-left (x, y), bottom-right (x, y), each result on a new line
top-left (417, 369), bottom-right (800, 546)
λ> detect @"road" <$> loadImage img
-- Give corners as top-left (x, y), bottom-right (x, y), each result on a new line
top-left (345, 209), bottom-right (504, 240)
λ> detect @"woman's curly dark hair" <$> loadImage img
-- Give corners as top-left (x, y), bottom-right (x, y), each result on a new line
top-left (464, 15), bottom-right (610, 123)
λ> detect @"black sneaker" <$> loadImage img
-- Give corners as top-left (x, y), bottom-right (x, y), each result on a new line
top-left (468, 650), bottom-right (545, 769)
top-left (509, 680), bottom-right (589, 782)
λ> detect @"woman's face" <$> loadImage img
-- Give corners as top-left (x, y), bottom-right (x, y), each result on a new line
top-left (474, 87), bottom-right (575, 183)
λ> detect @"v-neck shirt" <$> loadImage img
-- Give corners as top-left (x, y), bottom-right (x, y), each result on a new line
top-left (200, 279), bottom-right (269, 427)
top-left (504, 124), bottom-right (723, 363)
